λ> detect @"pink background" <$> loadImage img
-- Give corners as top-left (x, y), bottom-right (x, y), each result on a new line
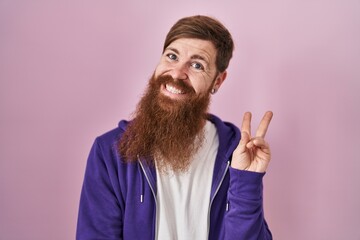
top-left (1, 1), bottom-right (359, 239)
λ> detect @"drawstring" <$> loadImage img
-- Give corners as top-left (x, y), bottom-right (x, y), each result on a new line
top-left (138, 161), bottom-right (144, 203)
top-left (226, 161), bottom-right (230, 212)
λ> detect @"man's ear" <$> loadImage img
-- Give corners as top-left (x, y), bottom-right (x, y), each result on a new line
top-left (213, 71), bottom-right (227, 91)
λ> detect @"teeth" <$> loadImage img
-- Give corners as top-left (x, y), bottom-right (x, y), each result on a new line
top-left (165, 84), bottom-right (184, 94)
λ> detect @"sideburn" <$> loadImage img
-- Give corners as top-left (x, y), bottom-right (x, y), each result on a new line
top-left (118, 74), bottom-right (212, 173)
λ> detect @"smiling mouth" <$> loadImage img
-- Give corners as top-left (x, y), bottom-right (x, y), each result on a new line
top-left (165, 84), bottom-right (185, 94)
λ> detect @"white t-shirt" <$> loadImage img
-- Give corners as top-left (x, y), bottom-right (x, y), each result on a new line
top-left (156, 121), bottom-right (219, 240)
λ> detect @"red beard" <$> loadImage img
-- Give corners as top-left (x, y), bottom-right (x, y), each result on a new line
top-left (118, 74), bottom-right (212, 172)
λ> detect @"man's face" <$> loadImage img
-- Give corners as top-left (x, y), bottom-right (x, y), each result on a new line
top-left (154, 38), bottom-right (226, 101)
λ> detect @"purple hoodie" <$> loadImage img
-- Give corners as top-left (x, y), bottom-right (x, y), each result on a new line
top-left (76, 114), bottom-right (272, 239)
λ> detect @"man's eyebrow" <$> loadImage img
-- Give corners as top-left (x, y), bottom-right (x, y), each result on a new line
top-left (191, 54), bottom-right (209, 65)
top-left (165, 47), bottom-right (179, 54)
top-left (164, 47), bottom-right (210, 65)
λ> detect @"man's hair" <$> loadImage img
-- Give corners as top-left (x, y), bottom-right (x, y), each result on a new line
top-left (163, 15), bottom-right (234, 73)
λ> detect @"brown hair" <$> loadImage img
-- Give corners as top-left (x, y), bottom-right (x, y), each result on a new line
top-left (163, 15), bottom-right (234, 73)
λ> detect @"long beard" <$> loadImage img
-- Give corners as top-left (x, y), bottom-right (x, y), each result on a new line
top-left (118, 74), bottom-right (212, 173)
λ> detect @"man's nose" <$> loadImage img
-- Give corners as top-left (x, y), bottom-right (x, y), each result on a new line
top-left (169, 63), bottom-right (188, 81)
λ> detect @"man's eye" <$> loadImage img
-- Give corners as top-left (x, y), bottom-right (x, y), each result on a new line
top-left (167, 54), bottom-right (177, 61)
top-left (191, 62), bottom-right (204, 70)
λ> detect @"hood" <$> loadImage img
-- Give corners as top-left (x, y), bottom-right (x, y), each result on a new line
top-left (207, 114), bottom-right (241, 161)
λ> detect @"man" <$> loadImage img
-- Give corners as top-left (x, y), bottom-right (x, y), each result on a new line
top-left (77, 15), bottom-right (273, 240)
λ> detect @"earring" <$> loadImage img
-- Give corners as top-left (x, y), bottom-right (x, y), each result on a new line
top-left (211, 88), bottom-right (217, 94)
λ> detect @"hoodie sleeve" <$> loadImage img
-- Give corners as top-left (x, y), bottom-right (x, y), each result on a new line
top-left (225, 167), bottom-right (272, 240)
top-left (76, 138), bottom-right (123, 240)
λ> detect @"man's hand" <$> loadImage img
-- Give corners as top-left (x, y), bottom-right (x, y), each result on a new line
top-left (231, 111), bottom-right (273, 173)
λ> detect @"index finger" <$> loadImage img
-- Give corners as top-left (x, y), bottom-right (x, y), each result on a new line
top-left (241, 112), bottom-right (252, 136)
top-left (255, 111), bottom-right (273, 138)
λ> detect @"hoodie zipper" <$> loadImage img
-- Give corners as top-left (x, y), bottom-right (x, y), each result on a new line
top-left (207, 160), bottom-right (230, 239)
top-left (138, 160), bottom-right (158, 240)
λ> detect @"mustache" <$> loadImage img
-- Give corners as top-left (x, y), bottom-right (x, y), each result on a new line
top-left (156, 75), bottom-right (196, 94)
